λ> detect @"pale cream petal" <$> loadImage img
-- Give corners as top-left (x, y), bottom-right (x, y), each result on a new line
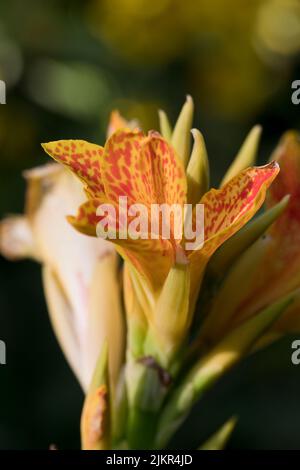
top-left (42, 265), bottom-right (84, 388)
top-left (86, 252), bottom-right (125, 390)
top-left (0, 215), bottom-right (36, 260)
top-left (16, 163), bottom-right (119, 391)
top-left (31, 169), bottom-right (115, 353)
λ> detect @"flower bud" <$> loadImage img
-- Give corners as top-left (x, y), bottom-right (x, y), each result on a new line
top-left (158, 109), bottom-right (172, 142)
top-left (171, 95), bottom-right (194, 167)
top-left (186, 129), bottom-right (209, 204)
top-left (81, 344), bottom-right (110, 450)
top-left (150, 248), bottom-right (190, 364)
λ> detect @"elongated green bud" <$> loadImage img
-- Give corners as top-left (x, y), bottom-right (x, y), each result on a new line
top-left (171, 95), bottom-right (194, 168)
top-left (149, 249), bottom-right (190, 365)
top-left (186, 129), bottom-right (210, 204)
top-left (123, 263), bottom-right (149, 358)
top-left (221, 125), bottom-right (262, 187)
top-left (158, 109), bottom-right (172, 142)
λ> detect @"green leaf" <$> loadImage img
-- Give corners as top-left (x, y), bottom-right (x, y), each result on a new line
top-left (199, 417), bottom-right (237, 450)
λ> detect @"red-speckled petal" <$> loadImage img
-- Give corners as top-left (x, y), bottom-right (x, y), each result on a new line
top-left (44, 130), bottom-right (187, 290)
top-left (102, 130), bottom-right (187, 205)
top-left (101, 129), bottom-right (187, 287)
top-left (223, 132), bottom-right (300, 331)
top-left (42, 140), bottom-right (104, 198)
top-left (68, 198), bottom-right (174, 291)
top-left (67, 198), bottom-right (107, 236)
top-left (102, 129), bottom-right (186, 239)
top-left (202, 161), bottom-right (279, 246)
top-left (102, 129), bottom-right (150, 206)
top-left (188, 161), bottom-right (279, 298)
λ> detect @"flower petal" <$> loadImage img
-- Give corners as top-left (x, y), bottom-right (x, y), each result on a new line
top-left (102, 129), bottom-right (187, 244)
top-left (202, 162), bottom-right (279, 246)
top-left (213, 132), bottom-right (300, 333)
top-left (42, 265), bottom-right (83, 388)
top-left (42, 140), bottom-right (104, 197)
top-left (68, 196), bottom-right (175, 291)
top-left (107, 110), bottom-right (129, 137)
top-left (101, 129), bottom-right (150, 206)
top-left (1, 164), bottom-right (118, 392)
top-left (87, 253), bottom-right (125, 389)
top-left (67, 198), bottom-right (106, 236)
top-left (188, 162), bottom-right (279, 302)
top-left (199, 134), bottom-right (300, 346)
top-left (0, 215), bottom-right (36, 260)
top-left (118, 239), bottom-right (174, 293)
top-left (102, 129), bottom-right (187, 208)
top-left (98, 129), bottom-right (187, 289)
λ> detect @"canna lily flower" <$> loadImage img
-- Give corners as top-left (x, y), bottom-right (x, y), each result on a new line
top-left (42, 109), bottom-right (277, 285)
top-left (4, 97), bottom-right (297, 451)
top-left (42, 98), bottom-right (279, 364)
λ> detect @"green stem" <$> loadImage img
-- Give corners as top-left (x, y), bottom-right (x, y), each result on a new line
top-left (125, 357), bottom-right (170, 449)
top-left (127, 408), bottom-right (158, 449)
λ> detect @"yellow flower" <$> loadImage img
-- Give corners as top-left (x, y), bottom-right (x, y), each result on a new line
top-left (41, 98), bottom-right (278, 365)
top-left (4, 99), bottom-right (298, 450)
top-left (42, 122), bottom-right (277, 290)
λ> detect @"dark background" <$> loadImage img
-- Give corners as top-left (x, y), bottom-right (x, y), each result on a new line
top-left (0, 0), bottom-right (300, 449)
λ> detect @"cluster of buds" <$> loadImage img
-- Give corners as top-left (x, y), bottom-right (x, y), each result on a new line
top-left (1, 99), bottom-right (300, 449)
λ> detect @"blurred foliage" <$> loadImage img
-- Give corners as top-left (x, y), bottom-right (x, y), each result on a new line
top-left (0, 0), bottom-right (300, 449)
top-left (89, 0), bottom-right (300, 117)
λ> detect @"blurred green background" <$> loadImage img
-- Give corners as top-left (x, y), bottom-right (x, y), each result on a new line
top-left (1, 0), bottom-right (300, 449)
